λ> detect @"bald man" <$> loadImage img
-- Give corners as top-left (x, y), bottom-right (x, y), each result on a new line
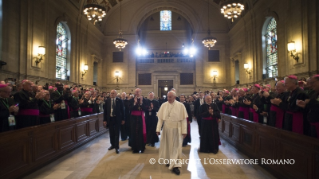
top-left (14, 80), bottom-right (40, 129)
top-left (269, 81), bottom-right (289, 128)
top-left (129, 88), bottom-right (148, 153)
top-left (156, 91), bottom-right (188, 175)
top-left (280, 75), bottom-right (307, 134)
top-left (0, 84), bottom-right (19, 132)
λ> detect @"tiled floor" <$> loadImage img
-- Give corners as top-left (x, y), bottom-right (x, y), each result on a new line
top-left (24, 121), bottom-right (276, 179)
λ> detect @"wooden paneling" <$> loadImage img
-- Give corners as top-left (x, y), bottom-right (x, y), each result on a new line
top-left (59, 125), bottom-right (76, 150)
top-left (231, 123), bottom-right (240, 142)
top-left (0, 113), bottom-right (106, 179)
top-left (219, 114), bottom-right (319, 179)
top-left (89, 118), bottom-right (98, 136)
top-left (77, 121), bottom-right (88, 142)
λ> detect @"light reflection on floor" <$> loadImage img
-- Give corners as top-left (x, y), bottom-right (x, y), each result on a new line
top-left (24, 119), bottom-right (276, 179)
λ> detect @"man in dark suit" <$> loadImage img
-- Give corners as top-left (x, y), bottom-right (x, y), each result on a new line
top-left (144, 92), bottom-right (159, 147)
top-left (194, 92), bottom-right (205, 137)
top-left (103, 90), bottom-right (125, 154)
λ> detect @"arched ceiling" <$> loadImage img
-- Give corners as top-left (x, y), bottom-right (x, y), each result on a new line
top-left (79, 0), bottom-right (254, 34)
top-left (102, 0), bottom-right (228, 34)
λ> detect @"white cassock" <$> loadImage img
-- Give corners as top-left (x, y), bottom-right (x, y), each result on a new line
top-left (156, 100), bottom-right (188, 170)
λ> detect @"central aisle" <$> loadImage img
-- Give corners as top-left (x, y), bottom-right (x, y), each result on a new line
top-left (24, 120), bottom-right (276, 179)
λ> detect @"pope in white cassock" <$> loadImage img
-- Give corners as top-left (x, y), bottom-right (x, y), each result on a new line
top-left (156, 91), bottom-right (188, 175)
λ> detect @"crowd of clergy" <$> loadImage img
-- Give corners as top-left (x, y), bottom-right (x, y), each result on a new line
top-left (0, 75), bottom-right (318, 156)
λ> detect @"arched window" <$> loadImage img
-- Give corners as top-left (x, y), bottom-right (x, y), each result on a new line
top-left (264, 18), bottom-right (278, 78)
top-left (56, 22), bottom-right (69, 80)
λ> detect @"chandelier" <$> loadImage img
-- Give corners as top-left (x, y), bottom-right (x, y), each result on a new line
top-left (220, 0), bottom-right (244, 22)
top-left (113, 0), bottom-right (128, 50)
top-left (203, 0), bottom-right (217, 49)
top-left (202, 33), bottom-right (217, 50)
top-left (113, 31), bottom-right (128, 51)
top-left (83, 0), bottom-right (106, 25)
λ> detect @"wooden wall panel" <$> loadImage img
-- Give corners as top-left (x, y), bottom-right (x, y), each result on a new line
top-left (0, 138), bottom-right (29, 174)
top-left (33, 132), bottom-right (56, 162)
top-left (219, 114), bottom-right (319, 179)
top-left (59, 126), bottom-right (76, 150)
top-left (231, 123), bottom-right (240, 142)
top-left (89, 119), bottom-right (98, 136)
top-left (280, 143), bottom-right (310, 179)
top-left (0, 113), bottom-right (107, 179)
top-left (77, 121), bottom-right (88, 142)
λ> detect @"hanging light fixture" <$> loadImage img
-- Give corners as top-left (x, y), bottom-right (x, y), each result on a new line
top-left (220, 0), bottom-right (244, 22)
top-left (113, 0), bottom-right (128, 51)
top-left (202, 0), bottom-right (217, 49)
top-left (83, 0), bottom-right (106, 25)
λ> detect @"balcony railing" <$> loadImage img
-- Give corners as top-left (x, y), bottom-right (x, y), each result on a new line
top-left (137, 57), bottom-right (195, 64)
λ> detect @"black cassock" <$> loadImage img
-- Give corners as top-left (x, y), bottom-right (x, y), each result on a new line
top-left (199, 103), bottom-right (221, 153)
top-left (249, 93), bottom-right (263, 123)
top-left (92, 98), bottom-right (100, 114)
top-left (69, 97), bottom-right (80, 118)
top-left (51, 90), bottom-right (71, 121)
top-left (129, 98), bottom-right (148, 152)
top-left (0, 97), bottom-right (16, 132)
top-left (144, 99), bottom-right (159, 145)
top-left (14, 90), bottom-right (39, 129)
top-left (279, 87), bottom-right (307, 135)
top-left (182, 101), bottom-right (192, 146)
top-left (39, 99), bottom-right (55, 124)
top-left (120, 99), bottom-right (130, 140)
top-left (306, 93), bottom-right (319, 139)
top-left (79, 98), bottom-right (94, 116)
top-left (237, 96), bottom-right (250, 120)
top-left (268, 92), bottom-right (289, 128)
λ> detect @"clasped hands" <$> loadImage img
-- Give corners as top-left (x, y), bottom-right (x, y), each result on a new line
top-left (134, 96), bottom-right (143, 105)
top-left (270, 98), bottom-right (282, 106)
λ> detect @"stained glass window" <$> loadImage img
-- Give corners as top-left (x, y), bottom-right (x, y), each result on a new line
top-left (56, 22), bottom-right (69, 80)
top-left (160, 10), bottom-right (172, 31)
top-left (264, 18), bottom-right (278, 78)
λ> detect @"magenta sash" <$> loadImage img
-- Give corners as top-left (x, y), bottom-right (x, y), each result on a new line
top-left (310, 122), bottom-right (319, 139)
top-left (187, 117), bottom-right (190, 138)
top-left (270, 105), bottom-right (284, 129)
top-left (131, 111), bottom-right (147, 143)
top-left (18, 109), bottom-right (39, 116)
top-left (238, 107), bottom-right (249, 119)
top-left (230, 106), bottom-right (238, 116)
top-left (203, 116), bottom-right (221, 145)
top-left (81, 108), bottom-right (93, 113)
top-left (249, 108), bottom-right (259, 123)
top-left (286, 111), bottom-right (303, 134)
top-left (222, 104), bottom-right (226, 113)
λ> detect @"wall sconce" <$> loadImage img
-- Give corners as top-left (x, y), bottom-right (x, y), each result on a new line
top-left (115, 71), bottom-right (120, 82)
top-left (34, 46), bottom-right (45, 65)
top-left (210, 70), bottom-right (218, 80)
top-left (244, 63), bottom-right (252, 78)
top-left (287, 41), bottom-right (299, 62)
top-left (81, 64), bottom-right (88, 79)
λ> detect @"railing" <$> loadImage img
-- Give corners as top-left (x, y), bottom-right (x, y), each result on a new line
top-left (137, 57), bottom-right (195, 63)
top-left (0, 113), bottom-right (106, 179)
top-left (219, 113), bottom-right (319, 179)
